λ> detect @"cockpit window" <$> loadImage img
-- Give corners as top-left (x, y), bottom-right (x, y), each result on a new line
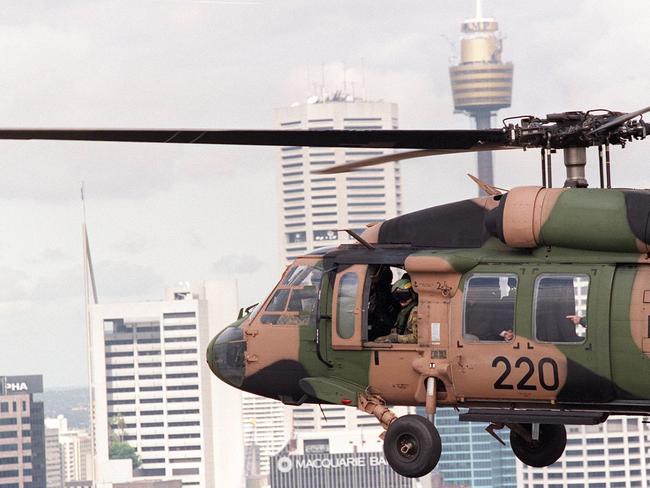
top-left (261, 263), bottom-right (323, 326)
top-left (282, 265), bottom-right (323, 287)
top-left (266, 289), bottom-right (290, 312)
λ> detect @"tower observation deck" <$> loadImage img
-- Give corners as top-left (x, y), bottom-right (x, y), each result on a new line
top-left (449, 1), bottom-right (513, 192)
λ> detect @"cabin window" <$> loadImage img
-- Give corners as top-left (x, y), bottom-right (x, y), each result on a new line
top-left (534, 274), bottom-right (589, 343)
top-left (463, 274), bottom-right (517, 342)
top-left (260, 264), bottom-right (322, 325)
top-left (336, 273), bottom-right (358, 339)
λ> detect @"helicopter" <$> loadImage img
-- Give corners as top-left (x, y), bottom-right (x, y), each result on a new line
top-left (3, 105), bottom-right (650, 478)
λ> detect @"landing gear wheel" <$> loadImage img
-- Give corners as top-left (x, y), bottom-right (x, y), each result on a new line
top-left (510, 423), bottom-right (567, 468)
top-left (383, 415), bottom-right (442, 478)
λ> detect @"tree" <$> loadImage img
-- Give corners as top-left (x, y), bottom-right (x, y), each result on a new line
top-left (109, 441), bottom-right (142, 468)
top-left (108, 414), bottom-right (141, 469)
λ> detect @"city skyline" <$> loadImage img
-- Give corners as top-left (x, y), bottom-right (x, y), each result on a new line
top-left (1, 2), bottom-right (649, 391)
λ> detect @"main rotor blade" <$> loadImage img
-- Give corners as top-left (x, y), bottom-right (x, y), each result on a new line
top-left (313, 145), bottom-right (515, 174)
top-left (590, 105), bottom-right (650, 134)
top-left (0, 128), bottom-right (507, 150)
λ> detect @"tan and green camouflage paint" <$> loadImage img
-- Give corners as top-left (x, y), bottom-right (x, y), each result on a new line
top-left (211, 187), bottom-right (650, 414)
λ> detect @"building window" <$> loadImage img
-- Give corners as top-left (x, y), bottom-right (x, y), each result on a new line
top-left (166, 361), bottom-right (198, 367)
top-left (168, 421), bottom-right (201, 427)
top-left (164, 337), bottom-right (196, 343)
top-left (163, 324), bottom-right (196, 331)
top-left (313, 230), bottom-right (338, 241)
top-left (171, 468), bottom-right (200, 475)
top-left (167, 397), bottom-right (199, 403)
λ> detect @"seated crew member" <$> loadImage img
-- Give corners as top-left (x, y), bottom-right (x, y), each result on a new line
top-left (368, 266), bottom-right (398, 340)
top-left (374, 278), bottom-right (418, 344)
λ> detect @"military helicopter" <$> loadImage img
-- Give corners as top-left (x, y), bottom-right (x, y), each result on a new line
top-left (3, 105), bottom-right (650, 478)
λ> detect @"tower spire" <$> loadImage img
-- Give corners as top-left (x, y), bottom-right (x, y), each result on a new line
top-left (449, 4), bottom-right (513, 194)
top-left (81, 182), bottom-right (98, 481)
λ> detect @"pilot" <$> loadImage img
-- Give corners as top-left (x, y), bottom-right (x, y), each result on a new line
top-left (374, 277), bottom-right (418, 344)
top-left (368, 266), bottom-right (398, 340)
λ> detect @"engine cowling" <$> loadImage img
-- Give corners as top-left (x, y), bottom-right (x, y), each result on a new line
top-left (485, 186), bottom-right (650, 253)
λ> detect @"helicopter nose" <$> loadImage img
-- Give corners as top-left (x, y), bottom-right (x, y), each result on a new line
top-left (206, 325), bottom-right (246, 388)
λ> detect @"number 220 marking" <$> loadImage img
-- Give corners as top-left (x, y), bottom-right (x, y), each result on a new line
top-left (492, 356), bottom-right (559, 391)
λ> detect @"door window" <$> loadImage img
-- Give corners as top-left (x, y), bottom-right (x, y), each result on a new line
top-left (534, 274), bottom-right (589, 343)
top-left (463, 274), bottom-right (517, 342)
top-left (336, 273), bottom-right (358, 339)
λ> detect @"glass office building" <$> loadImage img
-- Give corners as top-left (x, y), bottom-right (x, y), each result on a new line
top-left (418, 407), bottom-right (516, 488)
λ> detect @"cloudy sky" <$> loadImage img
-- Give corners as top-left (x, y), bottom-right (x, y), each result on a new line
top-left (0, 0), bottom-right (649, 387)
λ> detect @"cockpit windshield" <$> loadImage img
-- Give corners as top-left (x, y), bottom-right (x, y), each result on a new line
top-left (260, 262), bottom-right (323, 325)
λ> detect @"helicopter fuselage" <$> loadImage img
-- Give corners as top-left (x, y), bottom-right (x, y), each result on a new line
top-left (208, 186), bottom-right (650, 417)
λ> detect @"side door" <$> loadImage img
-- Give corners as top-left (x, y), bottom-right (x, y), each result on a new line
top-left (527, 265), bottom-right (614, 404)
top-left (331, 264), bottom-right (368, 350)
top-left (451, 268), bottom-right (525, 401)
top-left (451, 264), bottom-right (614, 404)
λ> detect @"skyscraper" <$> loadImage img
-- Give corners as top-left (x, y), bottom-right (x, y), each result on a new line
top-left (429, 408), bottom-right (516, 488)
top-left (241, 393), bottom-right (291, 475)
top-left (88, 282), bottom-right (243, 488)
top-left (449, 1), bottom-right (513, 190)
top-left (275, 92), bottom-right (402, 263)
top-left (272, 91), bottom-right (405, 447)
top-left (45, 426), bottom-right (64, 488)
top-left (45, 415), bottom-right (93, 484)
top-left (517, 416), bottom-right (650, 487)
top-left (0, 375), bottom-right (46, 488)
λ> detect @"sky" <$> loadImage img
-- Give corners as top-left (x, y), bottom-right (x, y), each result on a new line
top-left (0, 0), bottom-right (649, 388)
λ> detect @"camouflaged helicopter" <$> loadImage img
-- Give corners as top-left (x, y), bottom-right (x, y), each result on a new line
top-left (3, 105), bottom-right (650, 478)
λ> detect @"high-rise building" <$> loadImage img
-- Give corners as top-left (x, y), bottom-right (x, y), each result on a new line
top-left (449, 1), bottom-right (513, 190)
top-left (88, 282), bottom-right (243, 488)
top-left (241, 393), bottom-right (291, 476)
top-left (0, 375), bottom-right (46, 488)
top-left (517, 416), bottom-right (650, 487)
top-left (418, 407), bottom-right (516, 488)
top-left (275, 92), bottom-right (402, 263)
top-left (45, 426), bottom-right (64, 488)
top-left (273, 91), bottom-right (405, 443)
top-left (45, 415), bottom-right (93, 484)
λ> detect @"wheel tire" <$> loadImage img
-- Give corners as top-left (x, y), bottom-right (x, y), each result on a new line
top-left (510, 423), bottom-right (567, 468)
top-left (383, 415), bottom-right (442, 478)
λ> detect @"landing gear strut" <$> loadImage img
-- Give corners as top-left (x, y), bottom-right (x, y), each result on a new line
top-left (510, 423), bottom-right (567, 467)
top-left (358, 391), bottom-right (442, 478)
